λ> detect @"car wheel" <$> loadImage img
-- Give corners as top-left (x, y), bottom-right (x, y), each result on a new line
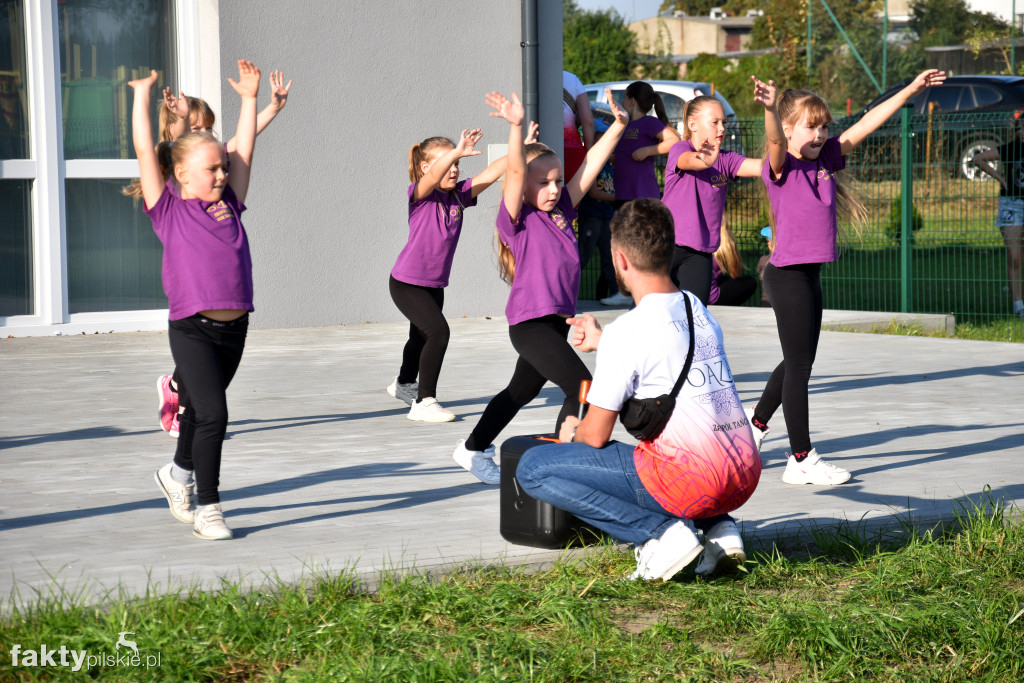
top-left (959, 138), bottom-right (998, 181)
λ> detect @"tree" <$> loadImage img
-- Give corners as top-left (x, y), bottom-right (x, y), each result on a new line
top-left (909, 0), bottom-right (1008, 48)
top-left (563, 1), bottom-right (637, 84)
top-left (563, 1), bottom-right (677, 83)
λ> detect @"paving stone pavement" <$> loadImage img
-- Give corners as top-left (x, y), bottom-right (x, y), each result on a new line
top-left (2, 305), bottom-right (1023, 605)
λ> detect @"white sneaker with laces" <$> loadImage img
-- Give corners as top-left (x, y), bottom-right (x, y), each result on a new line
top-left (154, 463), bottom-right (195, 523)
top-left (628, 520), bottom-right (704, 581)
top-left (599, 291), bottom-right (633, 307)
top-left (193, 504), bottom-right (233, 540)
top-left (387, 377), bottom-right (418, 406)
top-left (745, 406), bottom-right (769, 453)
top-left (452, 439), bottom-right (500, 485)
top-left (408, 397), bottom-right (456, 422)
top-left (695, 520), bottom-right (746, 577)
top-left (782, 448), bottom-right (851, 485)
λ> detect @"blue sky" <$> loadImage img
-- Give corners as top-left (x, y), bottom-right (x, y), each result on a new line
top-left (574, 0), bottom-right (665, 23)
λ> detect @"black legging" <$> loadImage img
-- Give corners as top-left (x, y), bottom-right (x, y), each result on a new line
top-left (715, 275), bottom-right (757, 306)
top-left (389, 275), bottom-right (450, 401)
top-left (169, 313), bottom-right (248, 506)
top-left (753, 263), bottom-right (823, 454)
top-left (670, 246), bottom-right (712, 305)
top-left (465, 314), bottom-right (591, 451)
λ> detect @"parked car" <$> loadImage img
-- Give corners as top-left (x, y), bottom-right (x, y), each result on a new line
top-left (584, 80), bottom-right (743, 153)
top-left (856, 75), bottom-right (1024, 181)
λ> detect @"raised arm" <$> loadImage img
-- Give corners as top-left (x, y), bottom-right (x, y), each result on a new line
top-left (129, 70), bottom-right (165, 208)
top-left (486, 91), bottom-right (526, 221)
top-left (470, 122), bottom-right (539, 198)
top-left (632, 124), bottom-right (681, 162)
top-left (840, 69), bottom-right (945, 155)
top-left (226, 59), bottom-right (260, 203)
top-left (753, 76), bottom-right (786, 178)
top-left (413, 129), bottom-right (482, 200)
top-left (568, 88), bottom-right (628, 207)
top-left (227, 69), bottom-right (292, 154)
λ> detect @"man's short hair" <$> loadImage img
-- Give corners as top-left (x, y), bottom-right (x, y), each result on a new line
top-left (610, 198), bottom-right (675, 274)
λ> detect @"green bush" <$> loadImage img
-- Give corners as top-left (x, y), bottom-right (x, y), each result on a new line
top-left (886, 195), bottom-right (924, 242)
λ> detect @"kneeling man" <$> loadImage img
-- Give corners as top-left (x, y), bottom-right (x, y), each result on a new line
top-left (517, 198), bottom-right (762, 580)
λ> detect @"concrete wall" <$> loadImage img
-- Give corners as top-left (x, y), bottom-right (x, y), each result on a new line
top-left (215, 1), bottom-right (563, 330)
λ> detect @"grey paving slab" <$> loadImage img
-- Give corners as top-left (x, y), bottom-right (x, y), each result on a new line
top-left (1, 306), bottom-right (1023, 606)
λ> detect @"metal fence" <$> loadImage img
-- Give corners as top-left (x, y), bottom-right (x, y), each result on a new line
top-left (580, 109), bottom-right (1024, 340)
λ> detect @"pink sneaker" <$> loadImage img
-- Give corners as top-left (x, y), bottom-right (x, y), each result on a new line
top-left (169, 411), bottom-right (180, 438)
top-left (157, 375), bottom-right (179, 432)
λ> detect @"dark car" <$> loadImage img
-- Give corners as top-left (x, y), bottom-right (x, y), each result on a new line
top-left (856, 75), bottom-right (1024, 180)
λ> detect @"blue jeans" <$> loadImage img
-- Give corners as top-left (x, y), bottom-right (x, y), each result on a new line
top-left (516, 440), bottom-right (732, 545)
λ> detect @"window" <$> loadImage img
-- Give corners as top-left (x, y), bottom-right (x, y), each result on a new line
top-left (1, 0), bottom-right (199, 331)
top-left (925, 86), bottom-right (965, 114)
top-left (59, 0), bottom-right (174, 312)
top-left (971, 86), bottom-right (1002, 109)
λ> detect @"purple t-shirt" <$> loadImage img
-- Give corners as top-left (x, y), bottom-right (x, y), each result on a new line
top-left (497, 190), bottom-right (579, 325)
top-left (763, 136), bottom-right (846, 267)
top-left (662, 139), bottom-right (747, 252)
top-left (614, 116), bottom-right (668, 200)
top-left (144, 180), bottom-right (253, 321)
top-left (391, 178), bottom-right (478, 288)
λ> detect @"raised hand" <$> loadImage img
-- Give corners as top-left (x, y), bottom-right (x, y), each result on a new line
top-left (162, 87), bottom-right (189, 119)
top-left (524, 120), bottom-right (540, 144)
top-left (127, 69), bottom-right (159, 91)
top-left (606, 88), bottom-right (629, 125)
top-left (269, 70), bottom-right (292, 110)
top-left (228, 59), bottom-right (261, 99)
top-left (485, 91), bottom-right (524, 126)
top-left (752, 75), bottom-right (777, 110)
top-left (906, 69), bottom-right (946, 96)
top-left (454, 128), bottom-right (484, 157)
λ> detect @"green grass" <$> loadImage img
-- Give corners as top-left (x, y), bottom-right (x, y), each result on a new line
top-left (3, 498), bottom-right (1023, 681)
top-left (841, 318), bottom-right (1024, 343)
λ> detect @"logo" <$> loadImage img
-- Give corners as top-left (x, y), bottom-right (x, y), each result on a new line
top-left (10, 632), bottom-right (161, 673)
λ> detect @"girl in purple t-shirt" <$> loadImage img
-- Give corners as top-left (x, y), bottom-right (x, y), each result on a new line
top-left (388, 129), bottom-right (516, 423)
top-left (129, 60), bottom-right (264, 541)
top-left (613, 81), bottom-right (680, 205)
top-left (747, 70), bottom-right (946, 487)
top-left (661, 92), bottom-right (765, 303)
top-left (451, 89), bottom-right (628, 485)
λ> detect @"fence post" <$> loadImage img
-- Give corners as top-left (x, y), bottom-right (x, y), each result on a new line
top-left (900, 104), bottom-right (913, 312)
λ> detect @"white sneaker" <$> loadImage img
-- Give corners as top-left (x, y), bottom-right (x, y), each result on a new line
top-left (695, 520), bottom-right (746, 577)
top-left (408, 397), bottom-right (456, 423)
top-left (628, 520), bottom-right (703, 581)
top-left (193, 504), bottom-right (233, 540)
top-left (154, 463), bottom-right (195, 523)
top-left (782, 448), bottom-right (851, 485)
top-left (452, 439), bottom-right (500, 485)
top-left (599, 291), bottom-right (633, 306)
top-left (386, 377), bottom-right (418, 406)
top-left (745, 406), bottom-right (769, 452)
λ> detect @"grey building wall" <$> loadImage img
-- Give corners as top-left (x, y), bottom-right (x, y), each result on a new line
top-left (217, 1), bottom-right (563, 329)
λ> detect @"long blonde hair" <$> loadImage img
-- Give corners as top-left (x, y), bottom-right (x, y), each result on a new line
top-left (121, 132), bottom-right (221, 198)
top-left (713, 217), bottom-right (743, 279)
top-left (761, 89), bottom-right (866, 246)
top-left (497, 143), bottom-right (559, 285)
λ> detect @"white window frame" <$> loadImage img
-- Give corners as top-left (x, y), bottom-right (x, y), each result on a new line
top-left (1, 0), bottom-right (216, 336)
